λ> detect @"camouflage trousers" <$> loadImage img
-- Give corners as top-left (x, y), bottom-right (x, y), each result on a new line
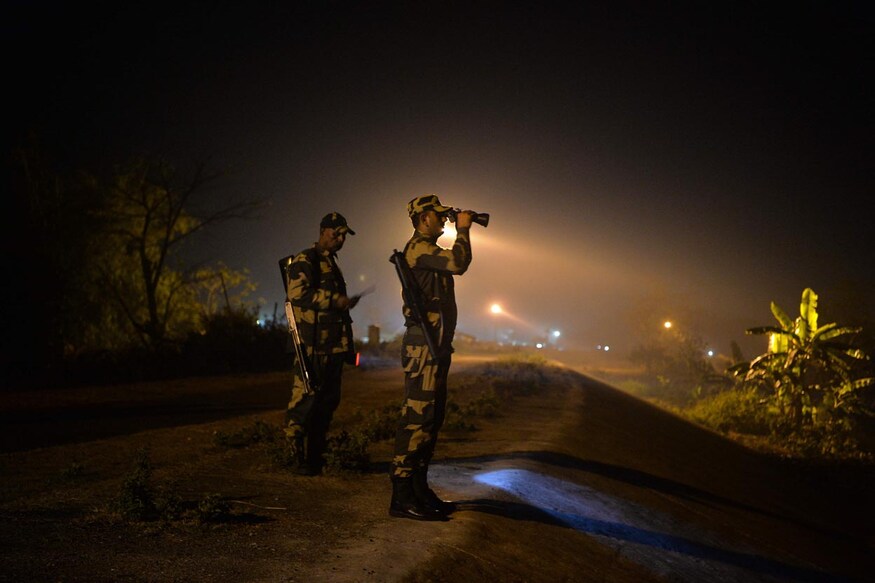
top-left (284, 353), bottom-right (345, 468)
top-left (391, 339), bottom-right (451, 479)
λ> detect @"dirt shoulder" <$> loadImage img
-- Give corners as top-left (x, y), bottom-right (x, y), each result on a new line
top-left (1, 356), bottom-right (873, 582)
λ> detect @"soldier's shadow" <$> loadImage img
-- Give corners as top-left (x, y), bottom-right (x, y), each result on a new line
top-left (448, 498), bottom-right (565, 526)
top-left (445, 498), bottom-right (844, 583)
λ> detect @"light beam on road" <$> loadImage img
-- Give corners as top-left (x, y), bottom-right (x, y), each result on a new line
top-left (471, 468), bottom-right (826, 582)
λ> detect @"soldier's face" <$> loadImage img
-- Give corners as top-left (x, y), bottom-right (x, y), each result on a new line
top-left (422, 211), bottom-right (447, 238)
top-left (320, 227), bottom-right (347, 252)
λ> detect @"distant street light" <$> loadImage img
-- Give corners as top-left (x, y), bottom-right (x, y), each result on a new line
top-left (489, 303), bottom-right (504, 343)
top-left (663, 321), bottom-right (673, 329)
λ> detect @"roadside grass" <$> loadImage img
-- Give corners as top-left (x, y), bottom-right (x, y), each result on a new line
top-left (210, 354), bottom-right (570, 472)
top-left (613, 375), bottom-right (874, 461)
top-left (213, 419), bottom-right (280, 448)
top-left (112, 447), bottom-right (233, 524)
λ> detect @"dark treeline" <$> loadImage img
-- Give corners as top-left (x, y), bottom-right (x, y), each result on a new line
top-left (3, 139), bottom-right (279, 389)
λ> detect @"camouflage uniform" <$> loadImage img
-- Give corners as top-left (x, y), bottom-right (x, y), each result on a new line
top-left (392, 200), bottom-right (472, 480)
top-left (283, 218), bottom-right (355, 472)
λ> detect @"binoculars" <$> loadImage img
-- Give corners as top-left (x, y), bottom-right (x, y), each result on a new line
top-left (446, 208), bottom-right (490, 228)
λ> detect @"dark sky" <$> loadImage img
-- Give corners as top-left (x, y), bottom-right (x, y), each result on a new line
top-left (7, 1), bottom-right (873, 355)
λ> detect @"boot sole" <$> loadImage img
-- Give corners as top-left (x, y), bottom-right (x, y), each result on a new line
top-left (389, 508), bottom-right (448, 521)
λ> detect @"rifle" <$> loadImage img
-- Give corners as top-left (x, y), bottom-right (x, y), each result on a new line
top-left (279, 256), bottom-right (316, 395)
top-left (390, 249), bottom-right (442, 360)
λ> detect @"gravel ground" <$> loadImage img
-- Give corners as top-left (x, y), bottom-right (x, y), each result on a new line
top-left (1, 356), bottom-right (872, 582)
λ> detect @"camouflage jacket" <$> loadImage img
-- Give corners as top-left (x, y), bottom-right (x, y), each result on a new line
top-left (402, 227), bottom-right (472, 348)
top-left (286, 244), bottom-right (354, 355)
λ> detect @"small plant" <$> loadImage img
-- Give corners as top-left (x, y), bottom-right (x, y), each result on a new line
top-left (480, 355), bottom-right (555, 397)
top-left (685, 386), bottom-right (773, 436)
top-left (464, 389), bottom-right (501, 418)
top-left (444, 400), bottom-right (478, 431)
top-left (266, 440), bottom-right (301, 469)
top-left (115, 448), bottom-right (157, 521)
top-left (154, 483), bottom-right (184, 522)
top-left (615, 379), bottom-right (653, 398)
top-left (214, 420), bottom-right (280, 448)
top-left (114, 448), bottom-right (185, 522)
top-left (59, 461), bottom-right (85, 480)
top-left (196, 493), bottom-right (231, 523)
top-left (323, 430), bottom-right (370, 473)
top-left (497, 353), bottom-right (548, 367)
top-left (359, 403), bottom-right (401, 441)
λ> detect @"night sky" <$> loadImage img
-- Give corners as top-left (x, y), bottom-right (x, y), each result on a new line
top-left (7, 1), bottom-right (873, 356)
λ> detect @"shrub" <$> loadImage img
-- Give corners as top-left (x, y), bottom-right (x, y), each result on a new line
top-left (685, 387), bottom-right (772, 436)
top-left (266, 440), bottom-right (300, 469)
top-left (115, 448), bottom-right (157, 521)
top-left (114, 448), bottom-right (184, 522)
top-left (323, 430), bottom-right (370, 473)
top-left (444, 401), bottom-right (478, 431)
top-left (359, 403), bottom-right (401, 441)
top-left (59, 461), bottom-right (85, 481)
top-left (154, 483), bottom-right (184, 521)
top-left (615, 379), bottom-right (653, 398)
top-left (475, 355), bottom-right (555, 397)
top-left (464, 389), bottom-right (501, 418)
top-left (214, 420), bottom-right (280, 448)
top-left (196, 493), bottom-right (231, 523)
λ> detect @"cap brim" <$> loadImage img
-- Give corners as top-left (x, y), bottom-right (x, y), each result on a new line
top-left (434, 204), bottom-right (453, 214)
top-left (339, 226), bottom-right (355, 235)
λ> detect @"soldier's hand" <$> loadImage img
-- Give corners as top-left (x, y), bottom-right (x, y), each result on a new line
top-left (335, 294), bottom-right (362, 310)
top-left (455, 211), bottom-right (474, 229)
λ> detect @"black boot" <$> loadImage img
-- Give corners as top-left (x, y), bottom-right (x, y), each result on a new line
top-left (286, 434), bottom-right (318, 476)
top-left (389, 478), bottom-right (446, 521)
top-left (306, 433), bottom-right (326, 476)
top-left (412, 468), bottom-right (455, 515)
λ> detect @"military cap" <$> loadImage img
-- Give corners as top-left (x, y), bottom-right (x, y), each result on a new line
top-left (320, 212), bottom-right (356, 235)
top-left (407, 194), bottom-right (453, 219)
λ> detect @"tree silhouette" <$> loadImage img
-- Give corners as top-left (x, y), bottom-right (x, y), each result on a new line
top-left (92, 157), bottom-right (260, 348)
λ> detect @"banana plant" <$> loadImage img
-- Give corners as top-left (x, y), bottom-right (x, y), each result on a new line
top-left (729, 288), bottom-right (874, 430)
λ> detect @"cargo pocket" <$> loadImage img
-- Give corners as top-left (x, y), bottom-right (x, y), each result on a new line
top-left (402, 344), bottom-right (429, 378)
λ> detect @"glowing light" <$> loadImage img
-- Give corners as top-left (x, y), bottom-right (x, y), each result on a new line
top-left (437, 221), bottom-right (457, 247)
top-left (707, 350), bottom-right (714, 357)
top-left (535, 343), bottom-right (544, 349)
top-left (490, 303), bottom-right (503, 315)
top-left (663, 321), bottom-right (673, 329)
top-left (552, 330), bottom-right (561, 338)
top-left (604, 345), bottom-right (610, 351)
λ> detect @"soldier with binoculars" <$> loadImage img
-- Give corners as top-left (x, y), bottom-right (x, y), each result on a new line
top-left (388, 194), bottom-right (485, 521)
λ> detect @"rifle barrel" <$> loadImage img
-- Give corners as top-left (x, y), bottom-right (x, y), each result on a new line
top-left (390, 250), bottom-right (442, 360)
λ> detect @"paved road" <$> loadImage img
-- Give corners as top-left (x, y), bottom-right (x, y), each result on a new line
top-left (0, 371), bottom-right (293, 453)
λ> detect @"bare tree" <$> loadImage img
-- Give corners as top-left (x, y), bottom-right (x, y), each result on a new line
top-left (95, 157), bottom-right (261, 348)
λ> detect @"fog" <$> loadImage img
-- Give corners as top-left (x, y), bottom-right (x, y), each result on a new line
top-left (9, 3), bottom-right (872, 360)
